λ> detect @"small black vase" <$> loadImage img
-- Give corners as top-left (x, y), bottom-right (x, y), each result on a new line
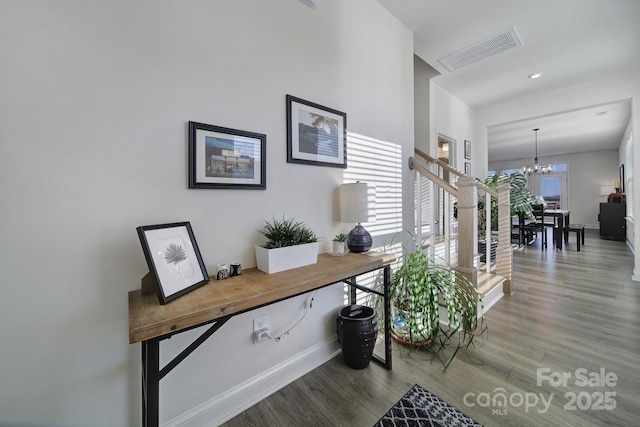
top-left (336, 305), bottom-right (378, 369)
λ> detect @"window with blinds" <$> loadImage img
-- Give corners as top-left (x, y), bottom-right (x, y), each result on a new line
top-left (343, 132), bottom-right (403, 238)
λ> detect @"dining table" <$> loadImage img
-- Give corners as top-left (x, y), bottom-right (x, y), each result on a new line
top-left (544, 209), bottom-right (570, 249)
top-left (514, 208), bottom-right (571, 249)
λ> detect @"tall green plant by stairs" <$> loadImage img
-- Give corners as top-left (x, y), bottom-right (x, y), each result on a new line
top-left (387, 232), bottom-right (487, 371)
top-left (477, 172), bottom-right (538, 239)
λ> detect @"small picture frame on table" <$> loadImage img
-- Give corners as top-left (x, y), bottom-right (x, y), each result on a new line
top-left (286, 95), bottom-right (347, 168)
top-left (136, 222), bottom-right (209, 305)
top-left (464, 140), bottom-right (471, 160)
top-left (189, 121), bottom-right (266, 189)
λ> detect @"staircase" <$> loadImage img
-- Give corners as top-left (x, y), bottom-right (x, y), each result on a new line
top-left (410, 149), bottom-right (513, 311)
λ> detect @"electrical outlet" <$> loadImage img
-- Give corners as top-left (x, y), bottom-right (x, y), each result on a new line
top-left (253, 315), bottom-right (268, 333)
top-left (254, 328), bottom-right (270, 343)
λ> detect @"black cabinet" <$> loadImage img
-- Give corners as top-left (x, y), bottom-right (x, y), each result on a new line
top-left (599, 203), bottom-right (626, 241)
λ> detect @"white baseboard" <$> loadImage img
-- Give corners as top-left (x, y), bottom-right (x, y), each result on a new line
top-left (482, 283), bottom-right (504, 312)
top-left (164, 339), bottom-right (341, 427)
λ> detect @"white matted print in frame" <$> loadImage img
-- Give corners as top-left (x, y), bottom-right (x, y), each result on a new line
top-left (286, 95), bottom-right (347, 168)
top-left (136, 222), bottom-right (209, 304)
top-left (189, 121), bottom-right (266, 189)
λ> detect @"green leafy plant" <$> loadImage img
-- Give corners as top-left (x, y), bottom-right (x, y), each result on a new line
top-left (257, 216), bottom-right (318, 249)
top-left (477, 172), bottom-right (538, 239)
top-left (333, 233), bottom-right (348, 242)
top-left (387, 232), bottom-right (486, 371)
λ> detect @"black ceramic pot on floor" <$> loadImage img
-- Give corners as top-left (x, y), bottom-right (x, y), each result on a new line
top-left (336, 305), bottom-right (378, 369)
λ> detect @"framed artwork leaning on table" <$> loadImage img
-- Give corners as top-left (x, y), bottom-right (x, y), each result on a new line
top-left (136, 221), bottom-right (209, 304)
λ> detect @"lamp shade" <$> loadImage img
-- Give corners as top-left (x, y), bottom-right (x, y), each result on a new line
top-left (339, 182), bottom-right (375, 253)
top-left (601, 185), bottom-right (615, 196)
top-left (339, 182), bottom-right (375, 223)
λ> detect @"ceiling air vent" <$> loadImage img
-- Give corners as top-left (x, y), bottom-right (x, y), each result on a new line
top-left (299, 0), bottom-right (318, 9)
top-left (438, 27), bottom-right (522, 72)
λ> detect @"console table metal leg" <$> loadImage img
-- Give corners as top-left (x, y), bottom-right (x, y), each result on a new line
top-left (142, 339), bottom-right (160, 427)
top-left (382, 265), bottom-right (392, 370)
top-left (343, 269), bottom-right (393, 370)
top-left (140, 317), bottom-right (231, 427)
top-left (348, 276), bottom-right (357, 304)
top-left (362, 265), bottom-right (392, 370)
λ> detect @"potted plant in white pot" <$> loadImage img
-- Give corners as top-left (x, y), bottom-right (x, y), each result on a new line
top-left (388, 232), bottom-right (487, 371)
top-left (255, 216), bottom-right (319, 274)
top-left (331, 233), bottom-right (348, 256)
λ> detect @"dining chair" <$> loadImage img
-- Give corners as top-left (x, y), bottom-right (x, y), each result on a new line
top-left (523, 204), bottom-right (547, 249)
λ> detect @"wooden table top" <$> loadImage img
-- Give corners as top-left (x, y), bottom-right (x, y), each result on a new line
top-left (129, 251), bottom-right (395, 344)
top-left (544, 209), bottom-right (569, 216)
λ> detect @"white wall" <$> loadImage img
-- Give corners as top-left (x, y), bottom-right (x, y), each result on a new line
top-left (0, 1), bottom-right (414, 426)
top-left (490, 150), bottom-right (620, 227)
top-left (619, 118), bottom-right (635, 251)
top-left (414, 55), bottom-right (440, 151)
top-left (429, 82), bottom-right (476, 171)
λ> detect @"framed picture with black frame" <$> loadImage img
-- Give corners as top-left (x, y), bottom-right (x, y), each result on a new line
top-left (136, 222), bottom-right (209, 304)
top-left (286, 95), bottom-right (347, 168)
top-left (464, 140), bottom-right (471, 160)
top-left (189, 121), bottom-right (266, 189)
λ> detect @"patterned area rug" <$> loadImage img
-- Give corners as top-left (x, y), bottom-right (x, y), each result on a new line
top-left (374, 384), bottom-right (483, 427)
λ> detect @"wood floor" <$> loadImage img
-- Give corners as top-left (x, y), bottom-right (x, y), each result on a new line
top-left (223, 229), bottom-right (640, 427)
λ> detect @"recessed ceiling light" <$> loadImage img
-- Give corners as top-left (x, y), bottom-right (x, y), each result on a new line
top-left (528, 73), bottom-right (542, 79)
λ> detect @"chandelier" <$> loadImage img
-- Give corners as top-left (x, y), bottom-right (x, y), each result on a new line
top-left (522, 128), bottom-right (552, 176)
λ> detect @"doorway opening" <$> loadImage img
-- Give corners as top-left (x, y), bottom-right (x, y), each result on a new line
top-left (436, 135), bottom-right (455, 237)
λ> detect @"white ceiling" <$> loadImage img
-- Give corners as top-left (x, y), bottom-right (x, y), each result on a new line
top-left (376, 0), bottom-right (639, 162)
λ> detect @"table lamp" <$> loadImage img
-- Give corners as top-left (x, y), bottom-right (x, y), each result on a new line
top-left (339, 182), bottom-right (376, 253)
top-left (614, 181), bottom-right (622, 193)
top-left (601, 185), bottom-right (615, 196)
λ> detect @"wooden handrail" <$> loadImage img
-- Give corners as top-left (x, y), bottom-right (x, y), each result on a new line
top-left (408, 157), bottom-right (458, 197)
top-left (414, 148), bottom-right (464, 179)
top-left (414, 148), bottom-right (497, 197)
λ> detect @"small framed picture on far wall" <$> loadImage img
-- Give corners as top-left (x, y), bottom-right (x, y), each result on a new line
top-left (464, 140), bottom-right (471, 160)
top-left (465, 162), bottom-right (471, 176)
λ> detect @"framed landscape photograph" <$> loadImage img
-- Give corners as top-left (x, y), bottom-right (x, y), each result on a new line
top-left (464, 140), bottom-right (471, 160)
top-left (136, 222), bottom-right (209, 304)
top-left (189, 121), bottom-right (266, 189)
top-left (286, 95), bottom-right (347, 168)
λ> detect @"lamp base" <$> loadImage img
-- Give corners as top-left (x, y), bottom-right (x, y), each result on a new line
top-left (347, 223), bottom-right (372, 253)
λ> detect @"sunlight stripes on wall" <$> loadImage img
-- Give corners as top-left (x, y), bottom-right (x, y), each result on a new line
top-left (344, 132), bottom-right (403, 239)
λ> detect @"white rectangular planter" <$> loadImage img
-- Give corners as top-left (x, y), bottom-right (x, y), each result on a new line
top-left (255, 242), bottom-right (319, 274)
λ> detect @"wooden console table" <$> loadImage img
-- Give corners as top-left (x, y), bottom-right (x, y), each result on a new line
top-left (129, 251), bottom-right (395, 427)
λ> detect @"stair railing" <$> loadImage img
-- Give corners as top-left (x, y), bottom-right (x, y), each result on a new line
top-left (410, 149), bottom-right (513, 295)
